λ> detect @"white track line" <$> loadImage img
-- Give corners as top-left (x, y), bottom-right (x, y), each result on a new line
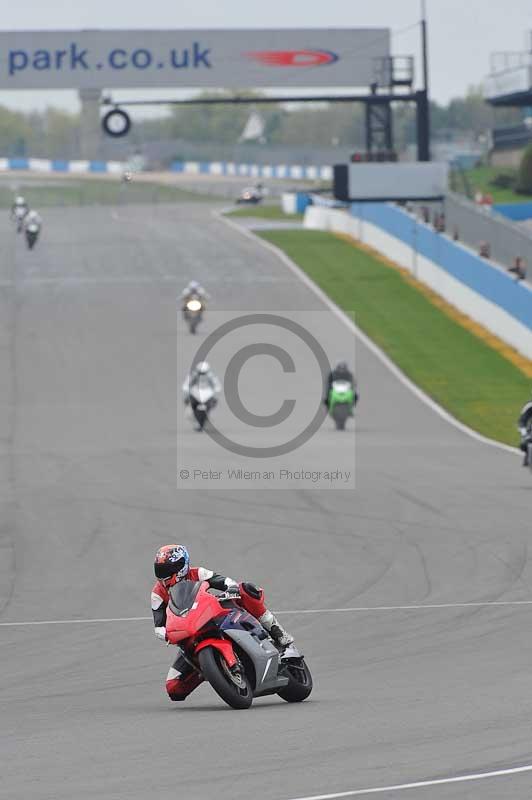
top-left (216, 212), bottom-right (518, 456)
top-left (285, 763), bottom-right (532, 799)
top-left (3, 599), bottom-right (532, 627)
top-left (0, 616), bottom-right (150, 627)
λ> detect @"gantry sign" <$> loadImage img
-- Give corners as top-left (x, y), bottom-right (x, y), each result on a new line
top-left (0, 29), bottom-right (390, 89)
top-left (0, 28), bottom-right (431, 162)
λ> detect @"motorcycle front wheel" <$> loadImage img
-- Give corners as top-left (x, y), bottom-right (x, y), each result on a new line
top-left (198, 647), bottom-right (253, 709)
top-left (277, 658), bottom-right (313, 703)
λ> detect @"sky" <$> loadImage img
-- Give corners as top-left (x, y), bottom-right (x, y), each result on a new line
top-left (0, 0), bottom-right (531, 114)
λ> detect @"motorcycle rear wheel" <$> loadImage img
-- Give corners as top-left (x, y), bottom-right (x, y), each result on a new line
top-left (198, 647), bottom-right (253, 709)
top-left (277, 658), bottom-right (313, 703)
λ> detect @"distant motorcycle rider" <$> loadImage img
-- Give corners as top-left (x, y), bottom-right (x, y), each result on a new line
top-left (151, 544), bottom-right (294, 700)
top-left (23, 209), bottom-right (42, 230)
top-left (180, 280), bottom-right (208, 309)
top-left (324, 361), bottom-right (357, 407)
top-left (518, 396), bottom-right (532, 466)
top-left (10, 195), bottom-right (28, 223)
top-left (182, 361), bottom-right (221, 429)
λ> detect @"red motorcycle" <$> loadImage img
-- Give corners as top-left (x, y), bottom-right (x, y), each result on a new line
top-left (165, 581), bottom-right (313, 710)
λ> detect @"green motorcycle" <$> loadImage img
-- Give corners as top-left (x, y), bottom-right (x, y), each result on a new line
top-left (328, 380), bottom-right (356, 431)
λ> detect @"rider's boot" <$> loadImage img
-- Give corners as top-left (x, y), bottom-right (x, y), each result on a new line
top-left (259, 610), bottom-right (294, 647)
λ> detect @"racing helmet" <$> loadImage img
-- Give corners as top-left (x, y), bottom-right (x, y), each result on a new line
top-left (187, 280), bottom-right (200, 292)
top-left (335, 360), bottom-right (349, 372)
top-left (154, 544), bottom-right (190, 584)
top-left (15, 196), bottom-right (26, 205)
top-left (196, 361), bottom-right (210, 374)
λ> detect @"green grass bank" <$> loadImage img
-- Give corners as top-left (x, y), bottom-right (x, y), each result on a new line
top-left (259, 228), bottom-right (529, 446)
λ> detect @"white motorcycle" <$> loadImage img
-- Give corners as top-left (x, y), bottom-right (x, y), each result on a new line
top-left (188, 378), bottom-right (217, 430)
top-left (183, 296), bottom-right (204, 334)
top-left (13, 206), bottom-right (27, 233)
top-left (25, 221), bottom-right (41, 250)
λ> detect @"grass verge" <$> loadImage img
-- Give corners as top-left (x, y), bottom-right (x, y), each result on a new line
top-left (259, 228), bottom-right (530, 446)
top-left (0, 179), bottom-right (214, 208)
top-left (226, 205), bottom-right (303, 221)
top-left (452, 165), bottom-right (532, 204)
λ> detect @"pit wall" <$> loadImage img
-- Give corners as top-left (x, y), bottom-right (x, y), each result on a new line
top-left (304, 203), bottom-right (532, 361)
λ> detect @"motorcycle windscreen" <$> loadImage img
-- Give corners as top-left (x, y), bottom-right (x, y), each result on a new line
top-left (168, 581), bottom-right (202, 616)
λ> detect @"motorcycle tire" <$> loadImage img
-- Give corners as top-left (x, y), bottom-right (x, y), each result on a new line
top-left (528, 442), bottom-right (532, 474)
top-left (189, 319), bottom-right (198, 334)
top-left (333, 405), bottom-right (349, 431)
top-left (198, 647), bottom-right (252, 709)
top-left (194, 408), bottom-right (207, 430)
top-left (277, 658), bottom-right (313, 703)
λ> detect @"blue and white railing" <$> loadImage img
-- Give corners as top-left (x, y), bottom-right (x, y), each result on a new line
top-left (0, 157), bottom-right (332, 180)
top-left (0, 157), bottom-right (125, 174)
top-left (170, 161), bottom-right (332, 180)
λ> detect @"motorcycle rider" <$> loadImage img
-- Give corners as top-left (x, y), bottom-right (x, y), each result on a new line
top-left (10, 195), bottom-right (28, 222)
top-left (151, 544), bottom-right (294, 701)
top-left (182, 361), bottom-right (221, 430)
top-left (324, 360), bottom-right (357, 407)
top-left (23, 209), bottom-right (42, 230)
top-left (180, 280), bottom-right (208, 310)
top-left (518, 395), bottom-right (532, 465)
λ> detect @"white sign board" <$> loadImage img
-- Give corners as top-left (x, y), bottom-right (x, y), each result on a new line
top-left (334, 162), bottom-right (449, 202)
top-left (484, 66), bottom-right (532, 101)
top-left (0, 29), bottom-right (390, 90)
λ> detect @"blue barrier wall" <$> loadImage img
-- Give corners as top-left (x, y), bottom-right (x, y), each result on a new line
top-left (0, 156), bottom-right (330, 179)
top-left (351, 202), bottom-right (532, 331)
top-left (493, 203), bottom-right (532, 221)
top-left (169, 161), bottom-right (330, 179)
top-left (9, 158), bottom-right (29, 170)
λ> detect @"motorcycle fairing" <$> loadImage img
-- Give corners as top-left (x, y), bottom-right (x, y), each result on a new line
top-left (166, 582), bottom-right (224, 644)
top-left (222, 628), bottom-right (289, 696)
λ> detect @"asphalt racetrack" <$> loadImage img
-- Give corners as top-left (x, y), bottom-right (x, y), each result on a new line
top-left (1, 199), bottom-right (532, 800)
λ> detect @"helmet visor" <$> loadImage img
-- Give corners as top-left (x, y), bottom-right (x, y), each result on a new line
top-left (154, 557), bottom-right (186, 580)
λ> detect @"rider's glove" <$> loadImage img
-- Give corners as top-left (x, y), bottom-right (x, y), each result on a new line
top-left (154, 626), bottom-right (167, 642)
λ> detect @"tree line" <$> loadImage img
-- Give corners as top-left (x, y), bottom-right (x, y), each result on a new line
top-left (0, 88), bottom-right (522, 159)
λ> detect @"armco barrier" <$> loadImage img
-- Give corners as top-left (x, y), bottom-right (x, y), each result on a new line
top-left (304, 204), bottom-right (532, 360)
